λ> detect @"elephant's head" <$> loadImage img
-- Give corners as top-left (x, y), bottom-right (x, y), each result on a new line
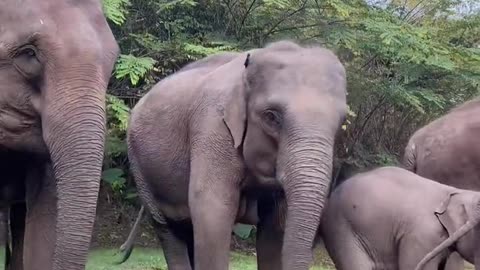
top-left (435, 192), bottom-right (480, 264)
top-left (0, 0), bottom-right (119, 268)
top-left (223, 41), bottom-right (347, 269)
top-left (415, 191), bottom-right (480, 270)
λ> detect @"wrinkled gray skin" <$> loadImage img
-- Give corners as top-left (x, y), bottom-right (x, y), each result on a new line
top-left (320, 166), bottom-right (480, 270)
top-left (403, 97), bottom-right (480, 269)
top-left (0, 1), bottom-right (119, 269)
top-left (127, 40), bottom-right (347, 270)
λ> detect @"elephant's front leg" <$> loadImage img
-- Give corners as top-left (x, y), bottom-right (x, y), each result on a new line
top-left (189, 142), bottom-right (243, 270)
top-left (23, 164), bottom-right (57, 270)
top-left (256, 196), bottom-right (285, 270)
top-left (8, 202), bottom-right (26, 270)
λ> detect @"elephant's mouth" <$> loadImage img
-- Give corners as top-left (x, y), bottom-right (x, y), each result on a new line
top-left (254, 168), bottom-right (280, 188)
top-left (0, 109), bottom-right (46, 154)
top-left (246, 155), bottom-right (279, 186)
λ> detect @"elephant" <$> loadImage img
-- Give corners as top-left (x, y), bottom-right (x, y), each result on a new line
top-left (319, 166), bottom-right (480, 270)
top-left (403, 97), bottom-right (480, 190)
top-left (0, 180), bottom-right (26, 270)
top-left (1, 203), bottom-right (25, 270)
top-left (126, 40), bottom-right (348, 270)
top-left (0, 1), bottom-right (119, 269)
top-left (402, 97), bottom-right (480, 269)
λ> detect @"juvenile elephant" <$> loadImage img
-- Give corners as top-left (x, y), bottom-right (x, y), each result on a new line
top-left (403, 97), bottom-right (480, 268)
top-left (320, 166), bottom-right (480, 270)
top-left (0, 1), bottom-right (119, 269)
top-left (127, 40), bottom-right (347, 270)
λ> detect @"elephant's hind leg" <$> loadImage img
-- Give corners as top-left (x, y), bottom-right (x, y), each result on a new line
top-left (322, 223), bottom-right (374, 270)
top-left (153, 218), bottom-right (193, 270)
top-left (398, 235), bottom-right (445, 270)
top-left (8, 203), bottom-right (25, 270)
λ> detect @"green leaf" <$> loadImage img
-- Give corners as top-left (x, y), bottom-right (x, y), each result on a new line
top-left (106, 94), bottom-right (130, 131)
top-left (125, 192), bottom-right (138, 200)
top-left (114, 54), bottom-right (157, 86)
top-left (102, 168), bottom-right (125, 185)
top-left (102, 0), bottom-right (131, 26)
top-left (233, 223), bottom-right (254, 239)
top-left (183, 42), bottom-right (237, 57)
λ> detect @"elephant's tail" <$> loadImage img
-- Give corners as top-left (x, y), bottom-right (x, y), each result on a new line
top-left (117, 205), bottom-right (145, 264)
top-left (402, 139), bottom-right (417, 173)
top-left (414, 217), bottom-right (479, 270)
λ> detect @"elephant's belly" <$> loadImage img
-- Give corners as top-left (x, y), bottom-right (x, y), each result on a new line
top-left (0, 153), bottom-right (26, 206)
top-left (236, 196), bottom-right (258, 225)
top-left (142, 160), bottom-right (192, 222)
top-left (0, 111), bottom-right (47, 155)
top-left (156, 201), bottom-right (191, 222)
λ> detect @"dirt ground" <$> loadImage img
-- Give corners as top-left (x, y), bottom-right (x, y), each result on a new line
top-left (90, 188), bottom-right (159, 249)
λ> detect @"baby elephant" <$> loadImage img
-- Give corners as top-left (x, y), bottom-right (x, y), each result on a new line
top-left (320, 166), bottom-right (480, 270)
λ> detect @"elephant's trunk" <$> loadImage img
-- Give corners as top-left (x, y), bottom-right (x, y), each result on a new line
top-left (42, 61), bottom-right (108, 269)
top-left (278, 120), bottom-right (335, 270)
top-left (414, 201), bottom-right (480, 270)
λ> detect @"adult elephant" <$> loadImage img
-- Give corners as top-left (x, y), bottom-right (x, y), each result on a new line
top-left (402, 97), bottom-right (480, 270)
top-left (127, 40), bottom-right (347, 270)
top-left (0, 1), bottom-right (119, 270)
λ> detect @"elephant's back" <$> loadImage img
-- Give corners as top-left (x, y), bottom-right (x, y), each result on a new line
top-left (324, 167), bottom-right (449, 250)
top-left (327, 167), bottom-right (449, 226)
top-left (412, 104), bottom-right (480, 191)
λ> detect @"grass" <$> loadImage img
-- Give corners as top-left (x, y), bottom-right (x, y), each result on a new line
top-left (86, 247), bottom-right (477, 270)
top-left (0, 246), bottom-right (474, 269)
top-left (86, 248), bottom-right (332, 270)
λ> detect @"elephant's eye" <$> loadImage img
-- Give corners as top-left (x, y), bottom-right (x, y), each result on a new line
top-left (262, 109), bottom-right (283, 130)
top-left (16, 46), bottom-right (37, 59)
top-left (13, 45), bottom-right (42, 80)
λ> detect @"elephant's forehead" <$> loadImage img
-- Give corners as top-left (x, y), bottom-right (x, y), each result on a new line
top-left (0, 1), bottom-right (51, 46)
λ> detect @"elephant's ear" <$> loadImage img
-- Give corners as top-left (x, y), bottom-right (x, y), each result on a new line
top-left (223, 54), bottom-right (250, 149)
top-left (435, 192), bottom-right (469, 237)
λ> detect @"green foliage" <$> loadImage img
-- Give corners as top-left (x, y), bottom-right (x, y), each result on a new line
top-left (106, 95), bottom-right (130, 131)
top-left (101, 0), bottom-right (480, 218)
top-left (103, 95), bottom-right (131, 199)
top-left (102, 168), bottom-right (126, 193)
top-left (102, 0), bottom-right (131, 26)
top-left (105, 95), bottom-right (129, 158)
top-left (114, 55), bottom-right (157, 86)
top-left (183, 42), bottom-right (238, 57)
top-left (341, 105), bottom-right (357, 131)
